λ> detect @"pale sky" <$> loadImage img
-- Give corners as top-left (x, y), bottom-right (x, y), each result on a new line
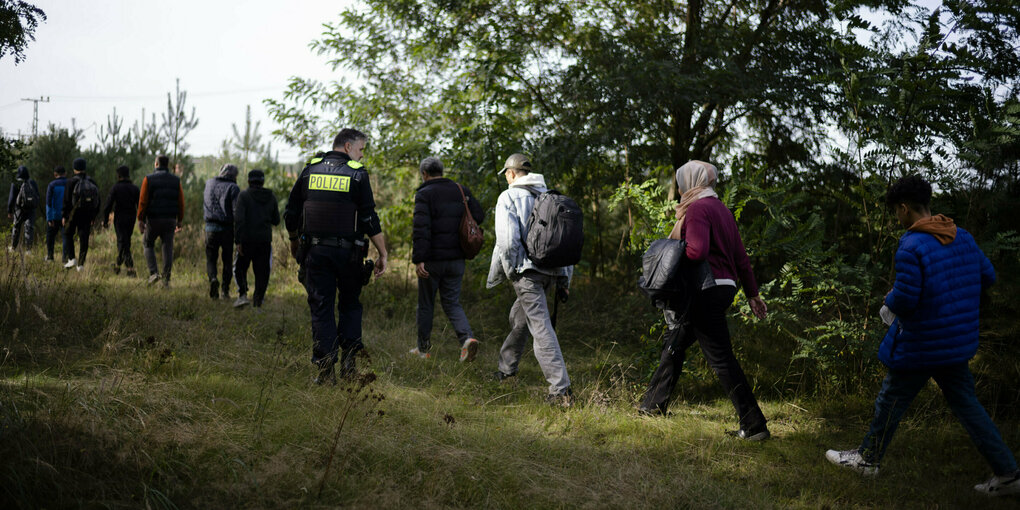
top-left (1, 0), bottom-right (353, 163)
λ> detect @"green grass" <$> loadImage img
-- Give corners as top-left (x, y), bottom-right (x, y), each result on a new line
top-left (2, 226), bottom-right (1019, 508)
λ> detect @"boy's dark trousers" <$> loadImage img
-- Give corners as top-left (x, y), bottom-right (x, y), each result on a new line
top-left (113, 217), bottom-right (135, 269)
top-left (64, 216), bottom-right (93, 265)
top-left (10, 210), bottom-right (35, 249)
top-left (46, 221), bottom-right (68, 261)
top-left (205, 228), bottom-right (233, 293)
top-left (234, 241), bottom-right (271, 306)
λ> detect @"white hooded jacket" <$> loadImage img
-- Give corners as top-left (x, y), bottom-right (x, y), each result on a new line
top-left (486, 172), bottom-right (573, 288)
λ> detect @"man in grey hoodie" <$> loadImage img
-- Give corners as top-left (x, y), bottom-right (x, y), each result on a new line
top-left (488, 153), bottom-right (574, 407)
top-left (203, 164), bottom-right (241, 299)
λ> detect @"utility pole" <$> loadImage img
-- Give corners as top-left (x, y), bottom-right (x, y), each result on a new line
top-left (20, 96), bottom-right (50, 138)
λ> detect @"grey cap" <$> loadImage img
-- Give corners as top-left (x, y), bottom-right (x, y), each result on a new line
top-left (499, 153), bottom-right (533, 174)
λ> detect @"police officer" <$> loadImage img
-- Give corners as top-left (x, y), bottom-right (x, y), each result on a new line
top-left (285, 129), bottom-right (388, 385)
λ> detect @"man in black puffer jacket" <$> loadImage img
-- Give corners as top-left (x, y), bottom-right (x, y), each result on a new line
top-left (233, 169), bottom-right (279, 308)
top-left (410, 157), bottom-right (485, 361)
top-left (203, 164), bottom-right (240, 299)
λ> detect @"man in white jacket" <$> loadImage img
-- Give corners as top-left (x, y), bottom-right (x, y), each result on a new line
top-left (487, 153), bottom-right (574, 407)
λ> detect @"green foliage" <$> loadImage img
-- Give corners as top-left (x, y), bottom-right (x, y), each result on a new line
top-left (0, 1), bottom-right (45, 64)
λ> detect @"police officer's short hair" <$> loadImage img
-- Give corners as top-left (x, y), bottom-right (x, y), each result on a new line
top-left (333, 129), bottom-right (368, 151)
top-left (156, 154), bottom-right (170, 168)
top-left (420, 157), bottom-right (444, 177)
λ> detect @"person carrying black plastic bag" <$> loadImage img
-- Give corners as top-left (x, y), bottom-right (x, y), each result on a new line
top-left (638, 160), bottom-right (769, 441)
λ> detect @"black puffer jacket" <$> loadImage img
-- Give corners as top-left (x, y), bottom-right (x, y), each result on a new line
top-left (412, 177), bottom-right (484, 263)
top-left (234, 186), bottom-right (280, 244)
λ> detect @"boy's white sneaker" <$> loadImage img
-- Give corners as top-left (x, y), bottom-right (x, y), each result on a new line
top-left (64, 258), bottom-right (77, 269)
top-left (825, 449), bottom-right (880, 476)
top-left (408, 347), bottom-right (431, 359)
top-left (975, 471), bottom-right (1020, 496)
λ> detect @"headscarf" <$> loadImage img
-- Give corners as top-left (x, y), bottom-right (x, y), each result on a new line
top-left (668, 160), bottom-right (718, 240)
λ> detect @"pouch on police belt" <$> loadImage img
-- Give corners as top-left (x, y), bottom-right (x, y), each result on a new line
top-left (361, 259), bottom-right (374, 285)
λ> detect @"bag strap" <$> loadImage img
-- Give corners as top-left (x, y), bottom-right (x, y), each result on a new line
top-left (457, 183), bottom-right (472, 217)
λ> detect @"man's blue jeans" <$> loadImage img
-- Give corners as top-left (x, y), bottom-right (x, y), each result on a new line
top-left (859, 363), bottom-right (1018, 475)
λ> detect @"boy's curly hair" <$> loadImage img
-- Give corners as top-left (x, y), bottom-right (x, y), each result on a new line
top-left (885, 174), bottom-right (932, 211)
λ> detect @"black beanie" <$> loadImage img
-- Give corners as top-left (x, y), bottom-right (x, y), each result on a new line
top-left (72, 158), bottom-right (86, 172)
top-left (248, 169), bottom-right (265, 185)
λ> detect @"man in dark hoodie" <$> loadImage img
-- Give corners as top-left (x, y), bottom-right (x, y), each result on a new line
top-left (203, 163), bottom-right (241, 299)
top-left (45, 166), bottom-right (69, 262)
top-left (7, 165), bottom-right (39, 253)
top-left (102, 165), bottom-right (140, 276)
top-left (233, 169), bottom-right (280, 308)
top-left (62, 158), bottom-right (101, 271)
top-left (410, 156), bottom-right (485, 361)
top-left (137, 155), bottom-right (184, 287)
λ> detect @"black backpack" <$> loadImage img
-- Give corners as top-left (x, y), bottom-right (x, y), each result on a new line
top-left (637, 238), bottom-right (716, 310)
top-left (15, 181), bottom-right (39, 211)
top-left (524, 189), bottom-right (584, 268)
top-left (73, 177), bottom-right (100, 215)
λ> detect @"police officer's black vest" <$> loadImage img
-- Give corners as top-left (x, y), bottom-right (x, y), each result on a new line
top-left (302, 155), bottom-right (364, 239)
top-left (145, 168), bottom-right (181, 218)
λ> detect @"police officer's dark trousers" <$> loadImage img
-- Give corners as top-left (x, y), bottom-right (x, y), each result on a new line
top-left (305, 243), bottom-right (364, 367)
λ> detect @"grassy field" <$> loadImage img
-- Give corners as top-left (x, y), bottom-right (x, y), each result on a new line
top-left (2, 225), bottom-right (1019, 509)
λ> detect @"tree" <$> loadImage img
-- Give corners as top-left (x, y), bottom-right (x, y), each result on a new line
top-left (161, 78), bottom-right (198, 172)
top-left (0, 0), bottom-right (45, 65)
top-left (224, 105), bottom-right (264, 172)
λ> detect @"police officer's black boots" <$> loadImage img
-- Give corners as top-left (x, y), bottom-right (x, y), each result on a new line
top-left (314, 362), bottom-right (336, 386)
top-left (338, 345), bottom-right (360, 379)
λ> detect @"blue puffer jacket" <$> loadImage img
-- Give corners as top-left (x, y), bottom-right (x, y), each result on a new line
top-left (46, 176), bottom-right (67, 221)
top-left (878, 226), bottom-right (995, 369)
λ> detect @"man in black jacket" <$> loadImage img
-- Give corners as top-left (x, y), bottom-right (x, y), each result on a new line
top-left (103, 165), bottom-right (140, 276)
top-left (410, 157), bottom-right (485, 361)
top-left (7, 165), bottom-right (39, 253)
top-left (203, 164), bottom-right (240, 299)
top-left (62, 158), bottom-right (100, 271)
top-left (233, 169), bottom-right (280, 308)
top-left (137, 155), bottom-right (184, 287)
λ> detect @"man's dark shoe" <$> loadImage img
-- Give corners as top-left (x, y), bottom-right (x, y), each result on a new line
top-left (493, 370), bottom-right (516, 382)
top-left (112, 264), bottom-right (120, 275)
top-left (209, 280), bottom-right (219, 299)
top-left (221, 284), bottom-right (230, 301)
top-left (314, 363), bottom-right (337, 386)
top-left (126, 267), bottom-right (136, 277)
top-left (727, 425), bottom-right (771, 441)
top-left (545, 387), bottom-right (575, 408)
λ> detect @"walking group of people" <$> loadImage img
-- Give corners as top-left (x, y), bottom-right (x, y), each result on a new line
top-left (8, 126), bottom-right (1018, 496)
top-left (282, 128), bottom-right (1017, 496)
top-left (6, 155), bottom-right (280, 308)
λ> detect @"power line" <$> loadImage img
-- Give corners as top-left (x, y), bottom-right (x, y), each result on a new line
top-left (48, 85), bottom-right (287, 103)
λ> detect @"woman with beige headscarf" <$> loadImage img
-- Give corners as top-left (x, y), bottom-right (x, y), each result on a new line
top-left (640, 160), bottom-right (770, 441)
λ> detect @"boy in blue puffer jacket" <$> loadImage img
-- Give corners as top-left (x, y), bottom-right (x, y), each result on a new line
top-left (825, 175), bottom-right (1019, 497)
